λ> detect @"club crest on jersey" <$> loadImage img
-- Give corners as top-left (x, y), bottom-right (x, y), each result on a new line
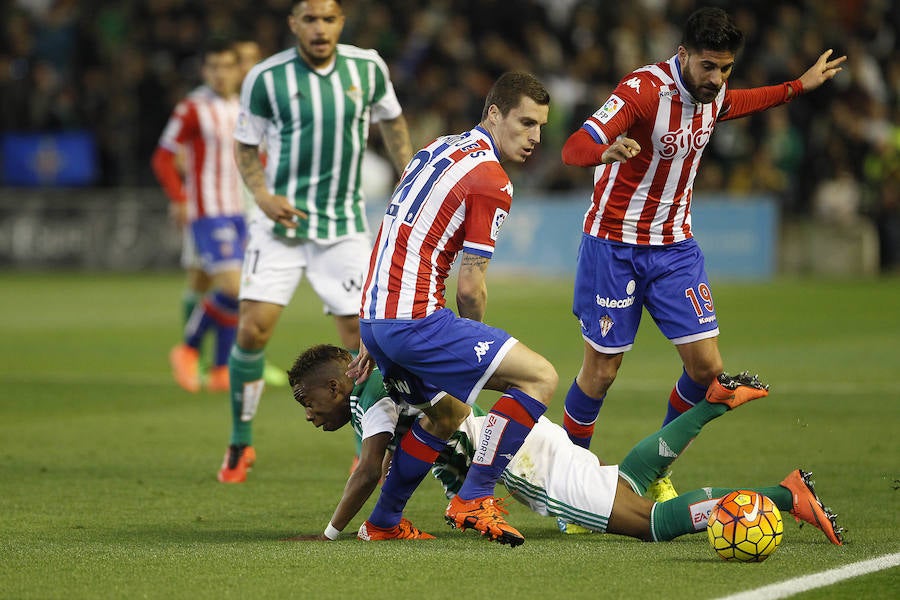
top-left (490, 208), bottom-right (508, 241)
top-left (599, 315), bottom-right (614, 338)
top-left (345, 85), bottom-right (362, 104)
top-left (595, 94), bottom-right (625, 124)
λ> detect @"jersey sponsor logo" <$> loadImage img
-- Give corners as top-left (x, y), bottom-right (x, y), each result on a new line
top-left (474, 340), bottom-right (494, 363)
top-left (624, 77), bottom-right (641, 93)
top-left (659, 124), bottom-right (714, 159)
top-left (689, 498), bottom-right (719, 531)
top-left (599, 315), bottom-right (614, 338)
top-left (473, 413), bottom-right (509, 466)
top-left (659, 86), bottom-right (677, 98)
top-left (595, 94), bottom-right (625, 124)
top-left (490, 208), bottom-right (508, 241)
top-left (595, 294), bottom-right (635, 309)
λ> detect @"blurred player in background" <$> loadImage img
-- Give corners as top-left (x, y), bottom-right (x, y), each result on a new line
top-left (221, 0), bottom-right (413, 483)
top-left (289, 345), bottom-right (843, 546)
top-left (560, 7), bottom-right (846, 501)
top-left (152, 39), bottom-right (244, 394)
top-left (347, 71), bottom-right (556, 547)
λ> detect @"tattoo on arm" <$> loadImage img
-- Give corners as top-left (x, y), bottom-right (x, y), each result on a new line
top-left (378, 115), bottom-right (414, 175)
top-left (235, 142), bottom-right (267, 197)
top-left (460, 253), bottom-right (490, 272)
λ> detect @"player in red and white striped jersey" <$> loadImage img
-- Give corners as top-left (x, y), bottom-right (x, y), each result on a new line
top-left (560, 7), bottom-right (846, 501)
top-left (350, 72), bottom-right (557, 546)
top-left (152, 39), bottom-right (245, 394)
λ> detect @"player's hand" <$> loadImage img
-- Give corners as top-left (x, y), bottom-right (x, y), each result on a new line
top-left (346, 340), bottom-right (374, 385)
top-left (601, 137), bottom-right (641, 164)
top-left (798, 49), bottom-right (846, 93)
top-left (168, 202), bottom-right (188, 229)
top-left (256, 193), bottom-right (308, 229)
top-left (281, 533), bottom-right (333, 541)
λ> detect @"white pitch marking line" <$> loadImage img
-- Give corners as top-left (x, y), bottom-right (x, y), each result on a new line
top-left (715, 552), bottom-right (900, 600)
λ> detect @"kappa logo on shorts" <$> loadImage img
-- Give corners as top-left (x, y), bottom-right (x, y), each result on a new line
top-left (473, 340), bottom-right (494, 363)
top-left (599, 315), bottom-right (614, 338)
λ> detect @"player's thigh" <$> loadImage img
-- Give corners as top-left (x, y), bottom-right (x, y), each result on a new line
top-left (573, 235), bottom-right (644, 353)
top-left (364, 310), bottom-right (515, 406)
top-left (306, 235), bottom-right (370, 316)
top-left (485, 341), bottom-right (557, 404)
top-left (239, 218), bottom-right (306, 306)
top-left (644, 240), bottom-right (719, 343)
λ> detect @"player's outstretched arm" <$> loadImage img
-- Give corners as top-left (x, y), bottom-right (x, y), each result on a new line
top-left (795, 49), bottom-right (847, 96)
top-left (283, 432), bottom-right (391, 541)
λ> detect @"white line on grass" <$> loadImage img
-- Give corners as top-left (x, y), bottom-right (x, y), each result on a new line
top-left (715, 552), bottom-right (900, 600)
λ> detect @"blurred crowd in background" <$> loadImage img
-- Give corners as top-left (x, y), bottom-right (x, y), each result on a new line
top-left (2, 0), bottom-right (899, 267)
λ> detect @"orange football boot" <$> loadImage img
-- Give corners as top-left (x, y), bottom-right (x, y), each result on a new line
top-left (357, 518), bottom-right (435, 541)
top-left (169, 344), bottom-right (200, 393)
top-left (445, 495), bottom-right (524, 547)
top-left (781, 469), bottom-right (844, 545)
top-left (217, 444), bottom-right (256, 483)
top-left (706, 371), bottom-right (769, 410)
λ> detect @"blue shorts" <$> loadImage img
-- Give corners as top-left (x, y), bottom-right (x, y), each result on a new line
top-left (360, 308), bottom-right (517, 407)
top-left (191, 215), bottom-right (247, 274)
top-left (572, 235), bottom-right (719, 352)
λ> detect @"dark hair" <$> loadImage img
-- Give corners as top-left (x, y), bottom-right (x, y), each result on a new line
top-left (682, 7), bottom-right (744, 54)
top-left (203, 37), bottom-right (237, 60)
top-left (287, 344), bottom-right (352, 388)
top-left (292, 0), bottom-right (342, 10)
top-left (481, 71), bottom-right (550, 121)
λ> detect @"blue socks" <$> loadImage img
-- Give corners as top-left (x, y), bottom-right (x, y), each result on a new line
top-left (457, 389), bottom-right (546, 500)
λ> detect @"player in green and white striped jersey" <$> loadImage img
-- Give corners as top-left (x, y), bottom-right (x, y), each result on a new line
top-left (285, 344), bottom-right (842, 545)
top-left (285, 344), bottom-right (434, 541)
top-left (219, 0), bottom-right (414, 484)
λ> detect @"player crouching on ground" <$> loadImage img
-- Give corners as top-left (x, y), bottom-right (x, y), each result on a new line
top-left (284, 344), bottom-right (843, 546)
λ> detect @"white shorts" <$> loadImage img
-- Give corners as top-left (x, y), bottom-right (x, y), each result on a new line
top-left (239, 216), bottom-right (371, 314)
top-left (459, 414), bottom-right (619, 533)
top-left (501, 416), bottom-right (619, 532)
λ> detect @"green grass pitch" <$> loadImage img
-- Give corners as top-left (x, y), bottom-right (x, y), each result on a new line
top-left (2, 272), bottom-right (899, 599)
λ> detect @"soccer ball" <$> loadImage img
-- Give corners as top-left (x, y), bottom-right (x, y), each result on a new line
top-left (707, 490), bottom-right (783, 562)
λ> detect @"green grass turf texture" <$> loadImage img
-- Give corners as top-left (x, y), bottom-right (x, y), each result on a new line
top-left (2, 272), bottom-right (898, 599)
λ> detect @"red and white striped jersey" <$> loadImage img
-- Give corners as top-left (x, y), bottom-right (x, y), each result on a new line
top-left (361, 126), bottom-right (512, 320)
top-left (577, 54), bottom-right (792, 246)
top-left (156, 86), bottom-right (243, 220)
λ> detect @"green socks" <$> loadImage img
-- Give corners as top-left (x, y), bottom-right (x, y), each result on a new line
top-left (228, 345), bottom-right (266, 446)
top-left (650, 485), bottom-right (792, 541)
top-left (619, 400), bottom-right (728, 494)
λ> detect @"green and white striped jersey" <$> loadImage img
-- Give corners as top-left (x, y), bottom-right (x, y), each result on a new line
top-left (349, 368), bottom-right (417, 451)
top-left (235, 44), bottom-right (402, 241)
